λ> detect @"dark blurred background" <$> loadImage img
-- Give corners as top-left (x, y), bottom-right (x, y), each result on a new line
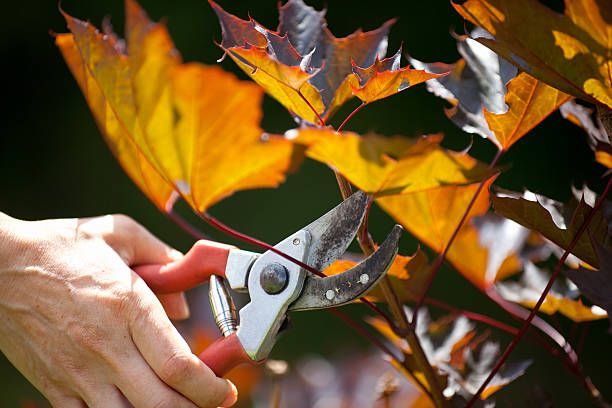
top-left (0, 0), bottom-right (609, 406)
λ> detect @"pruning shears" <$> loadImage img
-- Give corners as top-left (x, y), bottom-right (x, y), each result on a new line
top-left (134, 192), bottom-right (402, 376)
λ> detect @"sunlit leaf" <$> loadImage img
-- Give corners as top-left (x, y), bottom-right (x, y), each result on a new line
top-left (56, 29), bottom-right (175, 211)
top-left (377, 179), bottom-right (522, 288)
top-left (58, 0), bottom-right (298, 214)
top-left (453, 0), bottom-right (612, 108)
top-left (497, 262), bottom-right (607, 321)
top-left (560, 99), bottom-right (612, 168)
top-left (295, 130), bottom-right (494, 196)
top-left (492, 188), bottom-right (610, 268)
top-left (211, 0), bottom-right (438, 122)
top-left (412, 28), bottom-right (571, 151)
top-left (483, 73), bottom-right (572, 150)
top-left (565, 245), bottom-right (612, 331)
top-left (351, 48), bottom-right (447, 104)
top-left (410, 28), bottom-right (518, 140)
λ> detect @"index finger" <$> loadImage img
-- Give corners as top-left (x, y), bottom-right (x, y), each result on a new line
top-left (127, 276), bottom-right (237, 408)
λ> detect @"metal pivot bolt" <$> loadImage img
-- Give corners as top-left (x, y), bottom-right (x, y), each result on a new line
top-left (260, 263), bottom-right (289, 294)
top-left (209, 275), bottom-right (237, 337)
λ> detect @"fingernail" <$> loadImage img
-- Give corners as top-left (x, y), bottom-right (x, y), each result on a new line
top-left (220, 381), bottom-right (238, 407)
top-left (176, 294), bottom-right (190, 319)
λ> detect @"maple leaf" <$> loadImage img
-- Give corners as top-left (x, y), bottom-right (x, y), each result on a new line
top-left (211, 0), bottom-right (443, 123)
top-left (453, 0), bottom-right (612, 109)
top-left (350, 47), bottom-right (447, 105)
top-left (368, 308), bottom-right (531, 401)
top-left (410, 28), bottom-right (518, 140)
top-left (560, 99), bottom-right (612, 168)
top-left (377, 178), bottom-right (522, 288)
top-left (492, 188), bottom-right (610, 269)
top-left (57, 0), bottom-right (298, 214)
top-left (565, 245), bottom-right (612, 331)
top-left (497, 262), bottom-right (607, 321)
top-left (294, 130), bottom-right (494, 196)
top-left (412, 29), bottom-right (571, 151)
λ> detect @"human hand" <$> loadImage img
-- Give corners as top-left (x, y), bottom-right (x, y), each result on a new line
top-left (0, 213), bottom-right (237, 407)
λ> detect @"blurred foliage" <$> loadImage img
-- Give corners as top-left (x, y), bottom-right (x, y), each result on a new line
top-left (0, 0), bottom-right (609, 406)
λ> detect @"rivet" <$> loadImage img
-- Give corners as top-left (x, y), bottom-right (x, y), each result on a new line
top-left (293, 238), bottom-right (301, 245)
top-left (325, 289), bottom-right (335, 300)
top-left (359, 274), bottom-right (369, 284)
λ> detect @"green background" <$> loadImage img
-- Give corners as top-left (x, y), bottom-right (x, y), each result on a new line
top-left (0, 0), bottom-right (609, 406)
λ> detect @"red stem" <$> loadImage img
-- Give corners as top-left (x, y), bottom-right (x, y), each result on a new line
top-left (424, 297), bottom-right (518, 336)
top-left (337, 102), bottom-right (367, 133)
top-left (411, 149), bottom-right (503, 327)
top-left (466, 176), bottom-right (612, 407)
top-left (200, 212), bottom-right (325, 277)
top-left (298, 90), bottom-right (325, 126)
top-left (166, 210), bottom-right (209, 240)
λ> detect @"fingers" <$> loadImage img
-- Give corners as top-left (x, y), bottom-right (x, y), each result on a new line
top-left (128, 278), bottom-right (236, 407)
top-left (80, 386), bottom-right (130, 408)
top-left (79, 214), bottom-right (183, 266)
top-left (158, 292), bottom-right (190, 320)
top-left (113, 345), bottom-right (199, 408)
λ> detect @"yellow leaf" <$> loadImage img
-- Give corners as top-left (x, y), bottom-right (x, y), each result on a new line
top-left (453, 0), bottom-right (612, 108)
top-left (377, 179), bottom-right (521, 288)
top-left (55, 33), bottom-right (175, 211)
top-left (484, 73), bottom-right (572, 150)
top-left (226, 46), bottom-right (325, 124)
top-left (58, 0), bottom-right (298, 214)
top-left (296, 130), bottom-right (494, 196)
top-left (352, 50), bottom-right (448, 104)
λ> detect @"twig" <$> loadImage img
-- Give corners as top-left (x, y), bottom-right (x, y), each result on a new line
top-left (337, 102), bottom-right (367, 132)
top-left (466, 176), bottom-right (612, 408)
top-left (411, 149), bottom-right (503, 328)
top-left (166, 209), bottom-right (209, 240)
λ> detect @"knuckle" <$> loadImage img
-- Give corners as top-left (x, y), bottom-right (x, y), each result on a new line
top-left (159, 352), bottom-right (194, 385)
top-left (70, 323), bottom-right (107, 353)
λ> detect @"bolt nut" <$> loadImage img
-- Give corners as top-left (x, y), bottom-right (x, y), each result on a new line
top-left (260, 263), bottom-right (289, 294)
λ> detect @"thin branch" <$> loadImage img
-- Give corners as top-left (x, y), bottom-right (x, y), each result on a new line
top-left (298, 90), bottom-right (325, 126)
top-left (337, 102), bottom-right (367, 132)
top-left (166, 209), bottom-right (209, 240)
top-left (424, 297), bottom-right (518, 336)
top-left (200, 212), bottom-right (325, 277)
top-left (411, 149), bottom-right (503, 328)
top-left (466, 176), bottom-right (612, 408)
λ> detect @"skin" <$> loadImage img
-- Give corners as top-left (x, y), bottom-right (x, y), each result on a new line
top-left (0, 212), bottom-right (238, 408)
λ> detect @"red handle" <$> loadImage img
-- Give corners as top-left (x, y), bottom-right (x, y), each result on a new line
top-left (198, 333), bottom-right (261, 376)
top-left (134, 240), bottom-right (234, 294)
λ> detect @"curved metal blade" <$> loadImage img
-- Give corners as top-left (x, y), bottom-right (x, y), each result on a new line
top-left (301, 191), bottom-right (369, 271)
top-left (289, 225), bottom-right (402, 311)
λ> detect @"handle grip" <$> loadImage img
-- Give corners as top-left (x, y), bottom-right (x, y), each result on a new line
top-left (134, 240), bottom-right (234, 294)
top-left (198, 333), bottom-right (260, 376)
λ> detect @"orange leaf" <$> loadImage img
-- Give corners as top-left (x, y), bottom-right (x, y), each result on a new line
top-left (55, 33), bottom-right (175, 211)
top-left (295, 130), bottom-right (494, 196)
top-left (497, 262), bottom-right (607, 322)
top-left (377, 178), bottom-right (521, 288)
top-left (351, 49), bottom-right (448, 104)
top-left (484, 73), bottom-right (572, 150)
top-left (211, 0), bottom-right (409, 122)
top-left (57, 0), bottom-right (298, 214)
top-left (453, 0), bottom-right (612, 108)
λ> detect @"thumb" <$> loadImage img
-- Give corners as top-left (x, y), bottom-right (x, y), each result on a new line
top-left (99, 214), bottom-right (183, 266)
